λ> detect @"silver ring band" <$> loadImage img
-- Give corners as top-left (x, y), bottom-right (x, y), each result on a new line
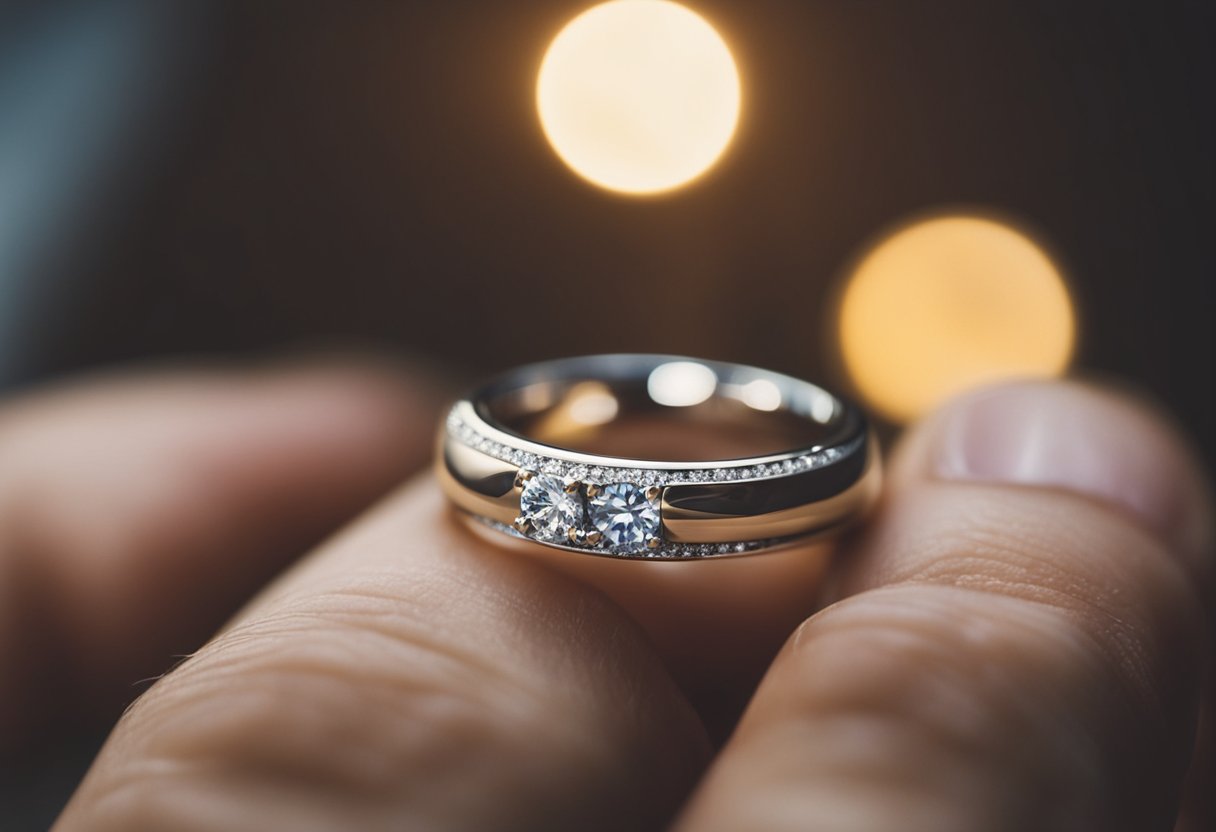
top-left (437, 354), bottom-right (880, 559)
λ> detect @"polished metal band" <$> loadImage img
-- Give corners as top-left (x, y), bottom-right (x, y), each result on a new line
top-left (437, 355), bottom-right (880, 559)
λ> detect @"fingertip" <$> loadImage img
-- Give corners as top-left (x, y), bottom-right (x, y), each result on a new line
top-left (890, 378), bottom-right (1214, 579)
top-left (240, 353), bottom-right (451, 453)
top-left (680, 379), bottom-right (1213, 832)
top-left (0, 357), bottom-right (450, 749)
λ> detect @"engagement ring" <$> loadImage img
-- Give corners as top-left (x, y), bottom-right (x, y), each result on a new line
top-left (437, 355), bottom-right (880, 559)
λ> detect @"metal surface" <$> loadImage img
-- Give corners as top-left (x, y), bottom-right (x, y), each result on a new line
top-left (437, 354), bottom-right (881, 559)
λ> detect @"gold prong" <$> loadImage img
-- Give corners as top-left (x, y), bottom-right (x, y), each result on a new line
top-left (514, 469), bottom-right (535, 489)
top-left (513, 516), bottom-right (531, 533)
top-left (584, 530), bottom-right (602, 546)
top-left (646, 537), bottom-right (661, 550)
top-left (584, 483), bottom-right (601, 498)
top-left (644, 485), bottom-right (661, 502)
top-left (564, 479), bottom-right (581, 494)
top-left (567, 527), bottom-right (583, 544)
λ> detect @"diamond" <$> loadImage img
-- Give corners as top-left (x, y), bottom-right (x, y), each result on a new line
top-left (587, 483), bottom-right (661, 550)
top-left (519, 474), bottom-right (584, 541)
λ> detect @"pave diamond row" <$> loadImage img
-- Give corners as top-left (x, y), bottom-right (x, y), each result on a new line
top-left (477, 516), bottom-right (790, 560)
top-left (446, 408), bottom-right (861, 486)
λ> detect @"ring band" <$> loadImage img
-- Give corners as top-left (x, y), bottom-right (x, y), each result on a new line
top-left (436, 354), bottom-right (881, 559)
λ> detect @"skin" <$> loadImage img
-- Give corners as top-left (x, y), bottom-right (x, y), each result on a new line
top-left (0, 359), bottom-right (1209, 831)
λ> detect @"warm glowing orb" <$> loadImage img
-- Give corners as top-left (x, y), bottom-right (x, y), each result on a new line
top-left (839, 214), bottom-right (1076, 423)
top-left (536, 0), bottom-right (741, 195)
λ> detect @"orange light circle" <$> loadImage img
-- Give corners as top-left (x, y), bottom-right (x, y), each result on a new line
top-left (838, 213), bottom-right (1077, 423)
top-left (536, 0), bottom-right (741, 195)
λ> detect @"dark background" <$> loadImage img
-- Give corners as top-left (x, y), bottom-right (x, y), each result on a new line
top-left (0, 1), bottom-right (1212, 825)
top-left (4, 1), bottom-right (1214, 456)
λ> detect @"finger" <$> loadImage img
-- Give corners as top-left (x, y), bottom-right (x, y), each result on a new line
top-left (478, 520), bottom-right (837, 744)
top-left (0, 358), bottom-right (442, 747)
top-left (677, 380), bottom-right (1214, 832)
top-left (57, 478), bottom-right (711, 832)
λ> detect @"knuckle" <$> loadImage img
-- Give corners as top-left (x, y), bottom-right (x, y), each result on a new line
top-left (80, 579), bottom-right (580, 826)
top-left (778, 586), bottom-right (1123, 826)
top-left (187, 592), bottom-right (550, 760)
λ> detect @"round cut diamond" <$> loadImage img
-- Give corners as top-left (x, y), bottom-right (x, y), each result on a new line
top-left (519, 474), bottom-right (584, 540)
top-left (588, 483), bottom-right (661, 550)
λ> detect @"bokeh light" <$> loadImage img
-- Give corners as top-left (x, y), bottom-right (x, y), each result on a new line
top-left (536, 0), bottom-right (741, 195)
top-left (838, 213), bottom-right (1076, 423)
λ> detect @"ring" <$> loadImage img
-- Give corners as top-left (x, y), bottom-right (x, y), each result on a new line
top-left (436, 354), bottom-right (881, 560)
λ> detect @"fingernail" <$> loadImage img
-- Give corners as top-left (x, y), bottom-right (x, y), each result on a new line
top-left (934, 381), bottom-right (1210, 559)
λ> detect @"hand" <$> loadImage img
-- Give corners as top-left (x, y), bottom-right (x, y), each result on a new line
top-left (2, 359), bottom-right (1210, 831)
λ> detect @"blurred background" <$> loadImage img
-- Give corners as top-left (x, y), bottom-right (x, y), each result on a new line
top-left (3, 0), bottom-right (1213, 447)
top-left (0, 0), bottom-right (1212, 824)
